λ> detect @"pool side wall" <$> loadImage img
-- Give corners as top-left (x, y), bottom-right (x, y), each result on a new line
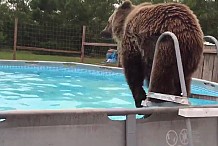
top-left (0, 108), bottom-right (217, 146)
top-left (0, 60), bottom-right (217, 146)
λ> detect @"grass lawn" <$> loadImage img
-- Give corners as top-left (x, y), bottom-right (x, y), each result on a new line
top-left (0, 51), bottom-right (119, 67)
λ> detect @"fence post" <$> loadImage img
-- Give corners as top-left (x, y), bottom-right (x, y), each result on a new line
top-left (13, 17), bottom-right (18, 60)
top-left (80, 25), bottom-right (86, 63)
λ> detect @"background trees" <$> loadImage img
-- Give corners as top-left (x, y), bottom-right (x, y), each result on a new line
top-left (0, 0), bottom-right (217, 50)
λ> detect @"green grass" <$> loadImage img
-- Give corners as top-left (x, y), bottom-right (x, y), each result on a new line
top-left (0, 51), bottom-right (118, 66)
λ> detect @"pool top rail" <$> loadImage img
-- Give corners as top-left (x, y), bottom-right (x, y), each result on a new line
top-left (1, 105), bottom-right (218, 118)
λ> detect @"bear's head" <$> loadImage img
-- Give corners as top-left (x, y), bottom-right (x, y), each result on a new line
top-left (100, 0), bottom-right (134, 43)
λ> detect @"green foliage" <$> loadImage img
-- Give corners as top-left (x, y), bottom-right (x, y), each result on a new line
top-left (0, 0), bottom-right (217, 51)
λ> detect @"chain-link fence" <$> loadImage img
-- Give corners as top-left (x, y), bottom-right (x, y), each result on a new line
top-left (0, 18), bottom-right (117, 65)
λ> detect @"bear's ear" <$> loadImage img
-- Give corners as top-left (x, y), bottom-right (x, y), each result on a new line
top-left (113, 4), bottom-right (120, 9)
top-left (120, 0), bottom-right (132, 9)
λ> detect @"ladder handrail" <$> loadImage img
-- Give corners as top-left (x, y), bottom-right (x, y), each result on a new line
top-left (148, 31), bottom-right (187, 97)
top-left (204, 36), bottom-right (218, 55)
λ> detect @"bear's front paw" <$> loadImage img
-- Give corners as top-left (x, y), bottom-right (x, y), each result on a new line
top-left (135, 93), bottom-right (147, 108)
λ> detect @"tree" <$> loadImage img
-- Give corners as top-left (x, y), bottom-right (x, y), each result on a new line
top-left (0, 0), bottom-right (217, 51)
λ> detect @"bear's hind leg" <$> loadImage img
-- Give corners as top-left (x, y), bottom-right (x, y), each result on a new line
top-left (184, 77), bottom-right (192, 97)
top-left (174, 70), bottom-right (192, 97)
top-left (148, 67), bottom-right (176, 103)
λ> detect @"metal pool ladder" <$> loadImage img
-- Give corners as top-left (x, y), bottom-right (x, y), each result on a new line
top-left (141, 31), bottom-right (189, 107)
top-left (142, 34), bottom-right (218, 107)
top-left (141, 33), bottom-right (218, 107)
top-left (141, 32), bottom-right (218, 146)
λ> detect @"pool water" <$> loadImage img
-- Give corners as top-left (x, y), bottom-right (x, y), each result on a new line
top-left (0, 65), bottom-right (217, 111)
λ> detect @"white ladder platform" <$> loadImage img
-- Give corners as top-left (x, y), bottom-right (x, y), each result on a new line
top-left (142, 92), bottom-right (190, 107)
top-left (179, 108), bottom-right (218, 118)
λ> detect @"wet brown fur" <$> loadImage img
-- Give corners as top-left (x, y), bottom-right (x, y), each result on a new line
top-left (101, 1), bottom-right (204, 108)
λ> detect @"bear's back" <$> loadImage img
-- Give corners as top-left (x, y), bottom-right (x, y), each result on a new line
top-left (124, 3), bottom-right (202, 39)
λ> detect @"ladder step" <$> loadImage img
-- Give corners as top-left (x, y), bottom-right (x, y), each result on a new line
top-left (141, 92), bottom-right (190, 107)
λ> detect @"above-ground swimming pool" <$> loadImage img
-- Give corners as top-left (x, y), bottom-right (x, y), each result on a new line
top-left (0, 60), bottom-right (218, 112)
top-left (1, 60), bottom-right (218, 146)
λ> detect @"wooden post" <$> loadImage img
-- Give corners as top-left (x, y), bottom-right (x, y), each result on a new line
top-left (13, 18), bottom-right (18, 60)
top-left (80, 25), bottom-right (86, 63)
top-left (212, 55), bottom-right (218, 82)
top-left (202, 46), bottom-right (216, 81)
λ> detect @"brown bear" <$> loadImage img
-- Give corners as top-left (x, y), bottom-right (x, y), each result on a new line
top-left (101, 1), bottom-right (204, 108)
